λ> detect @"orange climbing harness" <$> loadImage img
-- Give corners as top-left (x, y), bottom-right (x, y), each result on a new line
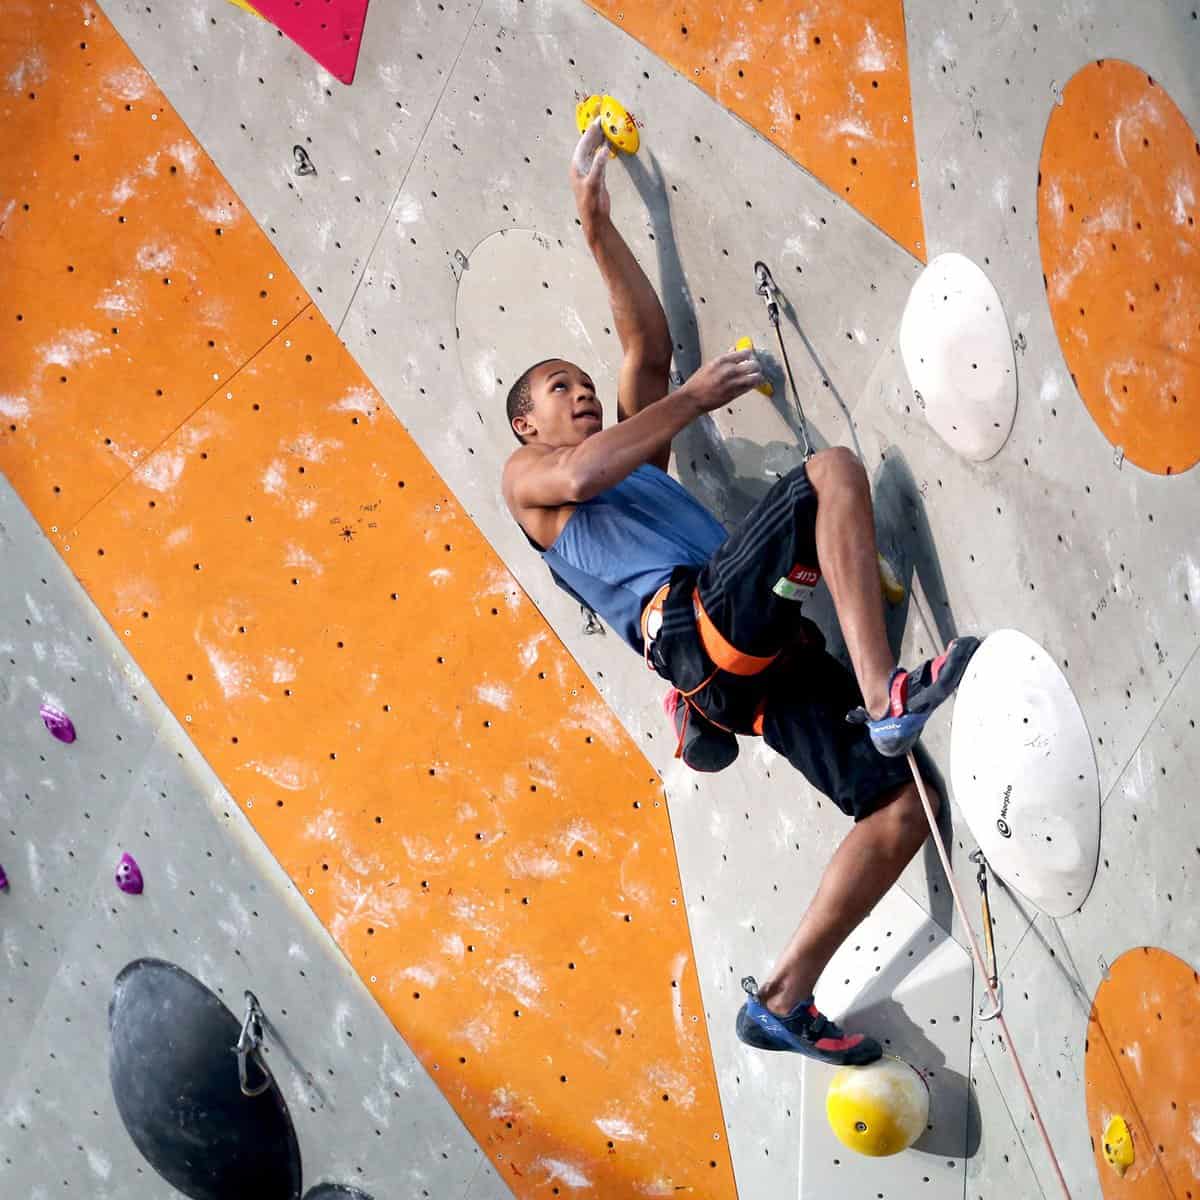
top-left (642, 584), bottom-right (772, 759)
top-left (691, 590), bottom-right (780, 677)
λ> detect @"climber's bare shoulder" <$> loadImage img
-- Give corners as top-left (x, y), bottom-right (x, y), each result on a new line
top-left (503, 443), bottom-right (578, 552)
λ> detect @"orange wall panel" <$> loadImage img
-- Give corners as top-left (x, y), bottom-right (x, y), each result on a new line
top-left (1038, 60), bottom-right (1200, 476)
top-left (1085, 947), bottom-right (1200, 1199)
top-left (0, 1), bottom-right (307, 530)
top-left (4, 5), bottom-right (736, 1195)
top-left (584, 0), bottom-right (926, 258)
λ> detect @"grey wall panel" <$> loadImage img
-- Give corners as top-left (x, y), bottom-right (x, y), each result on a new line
top-left (973, 916), bottom-right (1100, 1197)
top-left (1054, 644), bottom-right (1199, 1001)
top-left (966, 1036), bottom-right (1048, 1200)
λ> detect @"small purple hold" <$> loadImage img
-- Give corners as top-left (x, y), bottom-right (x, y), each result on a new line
top-left (115, 853), bottom-right (144, 895)
top-left (39, 704), bottom-right (76, 744)
top-left (0, 863), bottom-right (8, 891)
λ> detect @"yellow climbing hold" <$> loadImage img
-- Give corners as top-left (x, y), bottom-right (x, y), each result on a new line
top-left (734, 336), bottom-right (774, 397)
top-left (1101, 1114), bottom-right (1134, 1176)
top-left (575, 94), bottom-right (603, 134)
top-left (227, 0), bottom-right (262, 16)
top-left (826, 1057), bottom-right (930, 1158)
top-left (577, 94), bottom-right (640, 155)
top-left (877, 553), bottom-right (906, 605)
top-left (600, 95), bottom-right (639, 154)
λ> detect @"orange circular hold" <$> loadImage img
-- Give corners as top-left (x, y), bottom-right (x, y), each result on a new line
top-left (1084, 945), bottom-right (1200, 1197)
top-left (1038, 60), bottom-right (1200, 475)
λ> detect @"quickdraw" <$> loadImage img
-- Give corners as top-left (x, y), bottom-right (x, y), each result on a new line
top-left (754, 261), bottom-right (815, 460)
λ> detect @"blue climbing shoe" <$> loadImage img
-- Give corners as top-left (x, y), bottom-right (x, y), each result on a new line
top-left (735, 977), bottom-right (882, 1066)
top-left (847, 636), bottom-right (980, 758)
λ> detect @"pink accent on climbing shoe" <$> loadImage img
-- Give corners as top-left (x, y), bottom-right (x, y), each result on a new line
top-left (663, 688), bottom-right (681, 718)
top-left (888, 671), bottom-right (909, 717)
top-left (0, 863), bottom-right (8, 891)
top-left (39, 704), bottom-right (76, 743)
top-left (815, 1031), bottom-right (865, 1052)
top-left (115, 853), bottom-right (144, 895)
top-left (250, 0), bottom-right (371, 85)
top-left (806, 1004), bottom-right (864, 1052)
top-left (930, 646), bottom-right (950, 683)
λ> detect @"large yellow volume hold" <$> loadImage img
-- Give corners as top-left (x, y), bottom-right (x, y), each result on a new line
top-left (826, 1057), bottom-right (930, 1157)
top-left (734, 336), bottom-right (774, 396)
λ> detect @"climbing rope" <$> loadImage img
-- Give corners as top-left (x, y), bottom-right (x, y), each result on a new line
top-left (906, 756), bottom-right (1072, 1198)
top-left (751, 257), bottom-right (1072, 1193)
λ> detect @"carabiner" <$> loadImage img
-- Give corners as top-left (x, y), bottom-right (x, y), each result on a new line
top-left (753, 261), bottom-right (780, 327)
top-left (970, 850), bottom-right (1004, 1021)
top-left (234, 990), bottom-right (271, 1097)
top-left (751, 260), bottom-right (814, 459)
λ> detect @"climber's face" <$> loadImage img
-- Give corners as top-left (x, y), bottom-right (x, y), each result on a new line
top-left (513, 360), bottom-right (602, 446)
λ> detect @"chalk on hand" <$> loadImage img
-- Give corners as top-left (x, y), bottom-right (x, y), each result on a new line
top-left (575, 94), bottom-right (639, 156)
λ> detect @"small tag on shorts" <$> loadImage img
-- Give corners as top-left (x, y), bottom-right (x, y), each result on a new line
top-left (773, 563), bottom-right (821, 602)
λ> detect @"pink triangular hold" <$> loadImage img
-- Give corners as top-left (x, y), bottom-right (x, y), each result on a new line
top-left (251, 0), bottom-right (371, 85)
top-left (40, 704), bottom-right (77, 743)
top-left (115, 853), bottom-right (144, 895)
top-left (0, 863), bottom-right (9, 891)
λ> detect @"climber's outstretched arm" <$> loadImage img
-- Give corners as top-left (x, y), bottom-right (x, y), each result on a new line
top-left (570, 121), bottom-right (673, 470)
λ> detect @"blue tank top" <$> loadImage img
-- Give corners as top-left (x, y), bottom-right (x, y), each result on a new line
top-left (538, 464), bottom-right (727, 652)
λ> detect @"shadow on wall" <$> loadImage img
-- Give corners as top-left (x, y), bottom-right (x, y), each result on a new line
top-left (842, 928), bottom-right (982, 1161)
top-left (872, 450), bottom-right (960, 655)
top-left (625, 151), bottom-right (821, 530)
top-left (871, 450), bottom-right (965, 937)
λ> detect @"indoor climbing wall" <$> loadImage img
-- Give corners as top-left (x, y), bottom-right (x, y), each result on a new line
top-left (1, 0), bottom-right (1198, 1198)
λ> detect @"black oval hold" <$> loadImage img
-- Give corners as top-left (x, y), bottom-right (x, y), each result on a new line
top-left (108, 958), bottom-right (302, 1200)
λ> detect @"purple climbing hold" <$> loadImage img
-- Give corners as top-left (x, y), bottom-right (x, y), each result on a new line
top-left (0, 863), bottom-right (8, 891)
top-left (115, 853), bottom-right (144, 895)
top-left (39, 704), bottom-right (77, 744)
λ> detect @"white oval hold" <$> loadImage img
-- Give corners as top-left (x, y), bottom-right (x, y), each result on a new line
top-left (899, 252), bottom-right (1017, 461)
top-left (950, 629), bottom-right (1099, 917)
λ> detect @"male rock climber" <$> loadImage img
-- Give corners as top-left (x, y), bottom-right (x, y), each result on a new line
top-left (501, 120), bottom-right (978, 1066)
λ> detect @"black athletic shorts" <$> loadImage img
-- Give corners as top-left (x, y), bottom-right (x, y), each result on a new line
top-left (649, 463), bottom-right (912, 821)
